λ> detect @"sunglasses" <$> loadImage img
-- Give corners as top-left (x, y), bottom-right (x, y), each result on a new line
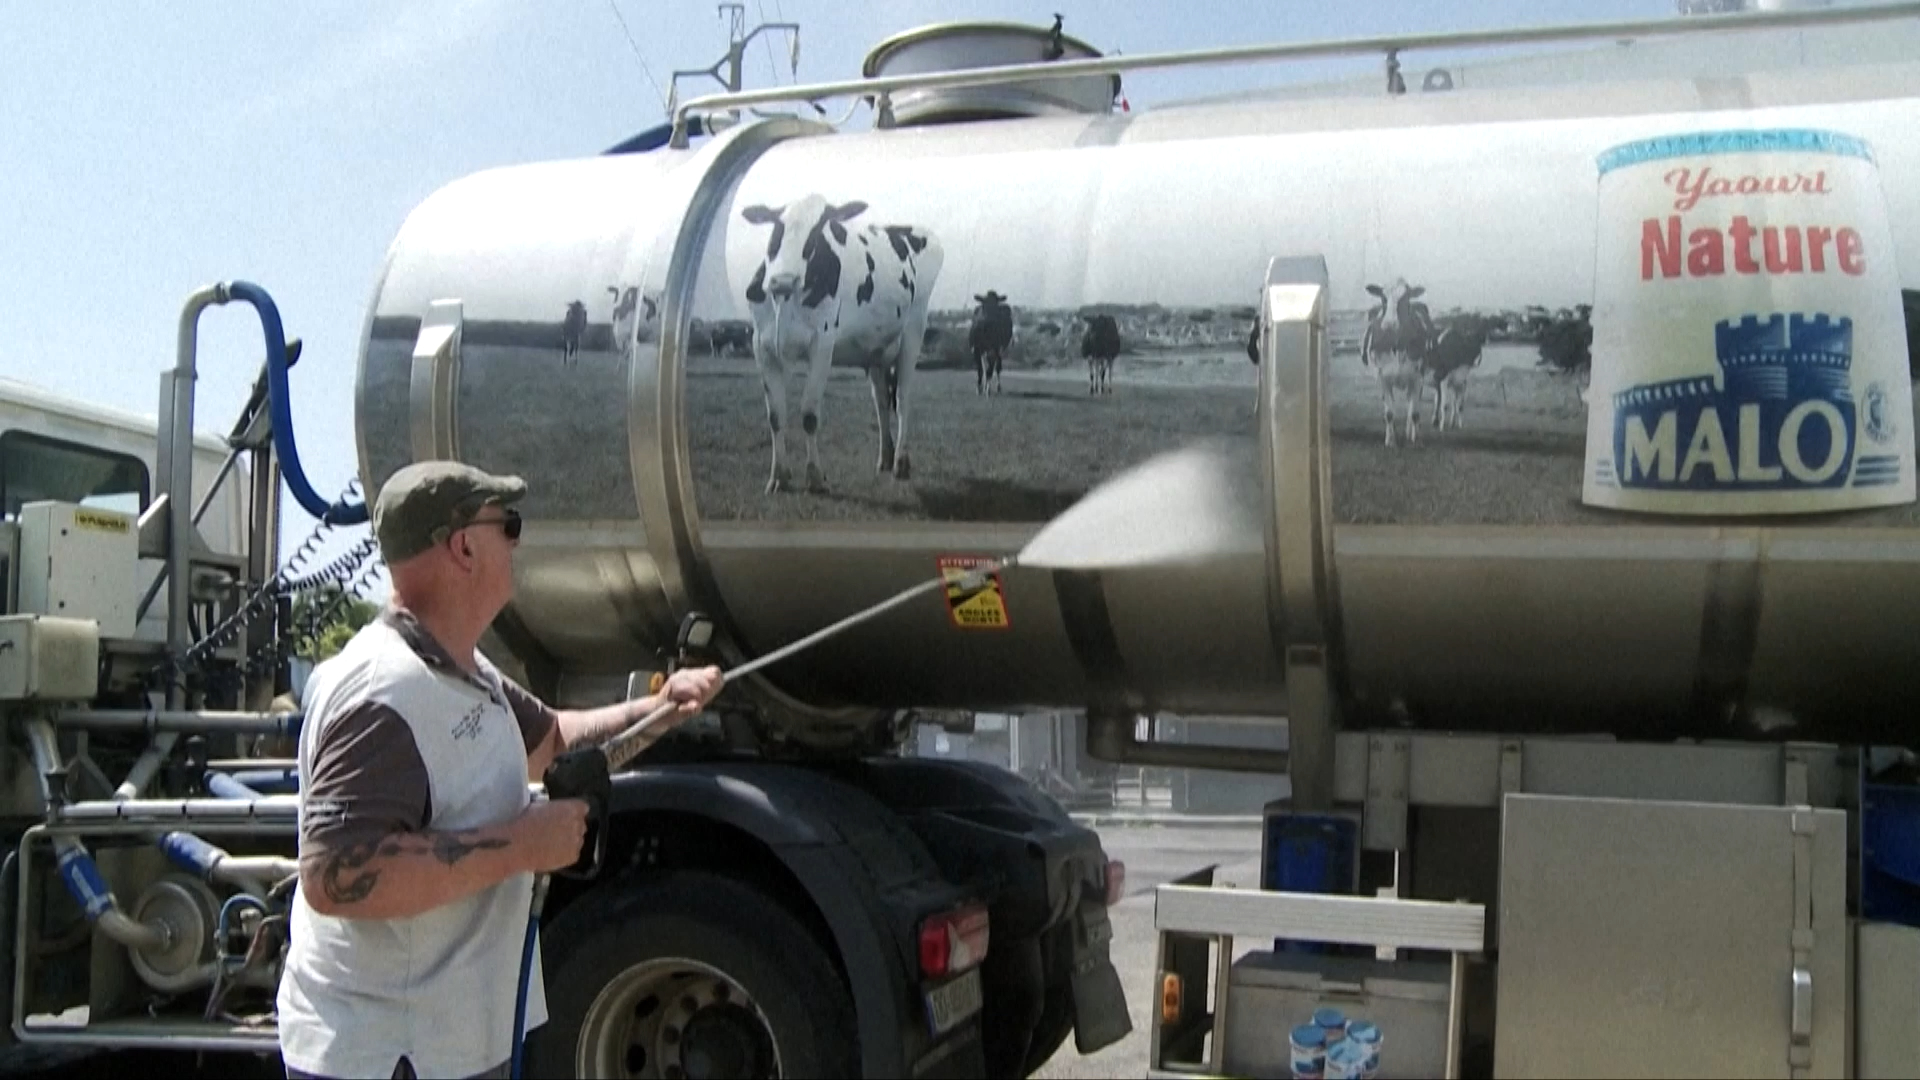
top-left (458, 508), bottom-right (523, 542)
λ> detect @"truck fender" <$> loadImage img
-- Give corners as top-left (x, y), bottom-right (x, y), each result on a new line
top-left (851, 756), bottom-right (1114, 937)
top-left (594, 761), bottom-right (961, 1077)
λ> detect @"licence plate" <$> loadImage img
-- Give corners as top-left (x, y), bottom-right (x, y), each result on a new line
top-left (924, 966), bottom-right (984, 1038)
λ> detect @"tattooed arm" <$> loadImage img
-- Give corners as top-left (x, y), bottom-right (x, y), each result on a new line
top-left (507, 667), bottom-right (723, 780)
top-left (302, 820), bottom-right (526, 919)
top-left (296, 702), bottom-right (585, 920)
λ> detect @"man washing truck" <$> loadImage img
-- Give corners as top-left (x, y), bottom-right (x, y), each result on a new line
top-left (275, 461), bottom-right (723, 1080)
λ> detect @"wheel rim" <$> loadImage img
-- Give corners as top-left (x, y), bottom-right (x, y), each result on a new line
top-left (576, 957), bottom-right (783, 1079)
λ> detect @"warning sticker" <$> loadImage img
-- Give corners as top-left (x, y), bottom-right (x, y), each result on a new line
top-left (938, 555), bottom-right (1010, 630)
top-left (73, 509), bottom-right (131, 534)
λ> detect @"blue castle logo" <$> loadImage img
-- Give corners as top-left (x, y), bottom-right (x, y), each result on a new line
top-left (1593, 312), bottom-right (1901, 494)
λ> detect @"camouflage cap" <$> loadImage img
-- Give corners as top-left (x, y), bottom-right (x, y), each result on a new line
top-left (372, 460), bottom-right (527, 563)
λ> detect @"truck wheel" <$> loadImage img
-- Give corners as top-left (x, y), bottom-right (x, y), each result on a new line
top-left (528, 870), bottom-right (860, 1079)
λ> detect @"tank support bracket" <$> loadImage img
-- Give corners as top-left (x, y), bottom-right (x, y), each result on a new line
top-left (1363, 732), bottom-right (1411, 853)
top-left (1262, 256), bottom-right (1340, 810)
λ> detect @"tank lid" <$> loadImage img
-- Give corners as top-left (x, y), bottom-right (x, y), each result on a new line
top-left (861, 17), bottom-right (1122, 127)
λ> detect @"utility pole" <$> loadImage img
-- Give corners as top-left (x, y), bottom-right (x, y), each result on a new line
top-left (667, 3), bottom-right (802, 116)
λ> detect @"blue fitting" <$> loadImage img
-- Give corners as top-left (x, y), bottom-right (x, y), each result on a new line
top-left (223, 281), bottom-right (369, 526)
top-left (160, 831), bottom-right (227, 879)
top-left (54, 844), bottom-right (115, 921)
top-left (204, 771), bottom-right (264, 801)
top-left (217, 893), bottom-right (270, 964)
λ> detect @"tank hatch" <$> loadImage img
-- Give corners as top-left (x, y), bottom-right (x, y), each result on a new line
top-left (861, 16), bottom-right (1122, 127)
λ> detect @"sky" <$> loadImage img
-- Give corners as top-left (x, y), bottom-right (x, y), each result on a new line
top-left (0, 0), bottom-right (1765, 574)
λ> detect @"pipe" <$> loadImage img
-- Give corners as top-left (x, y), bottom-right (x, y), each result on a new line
top-left (208, 758), bottom-right (296, 771)
top-left (52, 709), bottom-right (299, 739)
top-left (114, 732), bottom-right (181, 801)
top-left (226, 768), bottom-right (298, 795)
top-left (669, 0), bottom-right (1920, 144)
top-left (167, 285), bottom-right (227, 708)
top-left (24, 721), bottom-right (65, 811)
top-left (54, 796), bottom-right (301, 823)
top-left (223, 281), bottom-right (367, 526)
top-left (25, 722), bottom-right (174, 955)
top-left (1084, 714), bottom-right (1292, 774)
top-left (52, 839), bottom-right (169, 953)
top-left (11, 1017), bottom-right (282, 1053)
top-left (160, 832), bottom-right (296, 894)
top-left (203, 773), bottom-right (263, 801)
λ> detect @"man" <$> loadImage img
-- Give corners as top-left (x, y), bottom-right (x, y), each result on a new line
top-left (276, 461), bottom-right (722, 1080)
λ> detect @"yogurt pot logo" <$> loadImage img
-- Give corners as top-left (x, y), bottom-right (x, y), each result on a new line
top-left (1582, 127), bottom-right (1916, 515)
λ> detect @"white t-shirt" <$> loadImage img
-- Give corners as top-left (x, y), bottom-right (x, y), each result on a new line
top-left (277, 614), bottom-right (550, 1078)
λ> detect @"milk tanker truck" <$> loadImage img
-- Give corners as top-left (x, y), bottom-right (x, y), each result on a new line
top-left (5, 4), bottom-right (1920, 1079)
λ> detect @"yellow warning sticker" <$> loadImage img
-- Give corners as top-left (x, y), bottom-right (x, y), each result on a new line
top-left (73, 509), bottom-right (131, 534)
top-left (938, 555), bottom-right (1010, 630)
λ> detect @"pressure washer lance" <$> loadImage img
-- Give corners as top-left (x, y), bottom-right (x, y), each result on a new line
top-left (508, 557), bottom-right (1012, 1078)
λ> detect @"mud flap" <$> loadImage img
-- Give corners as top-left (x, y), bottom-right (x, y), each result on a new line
top-left (1067, 891), bottom-right (1131, 1053)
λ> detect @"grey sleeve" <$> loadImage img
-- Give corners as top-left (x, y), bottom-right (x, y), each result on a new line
top-left (300, 701), bottom-right (434, 855)
top-left (498, 676), bottom-right (559, 755)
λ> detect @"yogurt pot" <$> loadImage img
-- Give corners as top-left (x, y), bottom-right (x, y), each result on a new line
top-left (1346, 1021), bottom-right (1381, 1078)
top-left (1582, 126), bottom-right (1915, 516)
top-left (1289, 1022), bottom-right (1327, 1079)
top-left (1313, 1006), bottom-right (1347, 1044)
top-left (1324, 1038), bottom-right (1370, 1080)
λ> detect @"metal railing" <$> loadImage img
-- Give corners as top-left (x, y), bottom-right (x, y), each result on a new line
top-left (668, 0), bottom-right (1920, 146)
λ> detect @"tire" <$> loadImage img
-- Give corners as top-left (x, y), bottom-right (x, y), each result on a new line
top-left (526, 870), bottom-right (860, 1079)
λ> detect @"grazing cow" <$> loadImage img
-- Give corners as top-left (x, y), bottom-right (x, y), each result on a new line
top-left (608, 286), bottom-right (638, 358)
top-left (1361, 279), bottom-right (1435, 446)
top-left (561, 300), bottom-right (588, 367)
top-left (1422, 316), bottom-right (1490, 431)
top-left (1081, 314), bottom-right (1121, 395)
top-left (970, 291), bottom-right (1014, 395)
top-left (739, 194), bottom-right (944, 494)
top-left (607, 286), bottom-right (661, 356)
top-left (709, 322), bottom-right (754, 357)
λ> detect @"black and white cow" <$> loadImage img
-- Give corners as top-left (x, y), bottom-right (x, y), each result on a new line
top-left (1422, 315), bottom-right (1489, 431)
top-left (606, 286), bottom-right (660, 359)
top-left (1081, 314), bottom-right (1121, 395)
top-left (1361, 279), bottom-right (1435, 446)
top-left (970, 290), bottom-right (1014, 396)
top-left (561, 300), bottom-right (588, 367)
top-left (740, 195), bottom-right (944, 493)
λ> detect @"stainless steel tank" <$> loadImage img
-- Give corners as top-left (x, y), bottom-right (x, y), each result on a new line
top-left (354, 34), bottom-right (1920, 750)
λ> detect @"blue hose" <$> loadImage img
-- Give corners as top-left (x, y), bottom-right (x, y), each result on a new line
top-left (510, 884), bottom-right (543, 1079)
top-left (223, 281), bottom-right (369, 526)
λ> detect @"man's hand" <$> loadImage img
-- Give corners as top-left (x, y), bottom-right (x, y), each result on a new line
top-left (536, 664), bottom-right (728, 778)
top-left (659, 665), bottom-right (723, 723)
top-left (512, 798), bottom-right (591, 874)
